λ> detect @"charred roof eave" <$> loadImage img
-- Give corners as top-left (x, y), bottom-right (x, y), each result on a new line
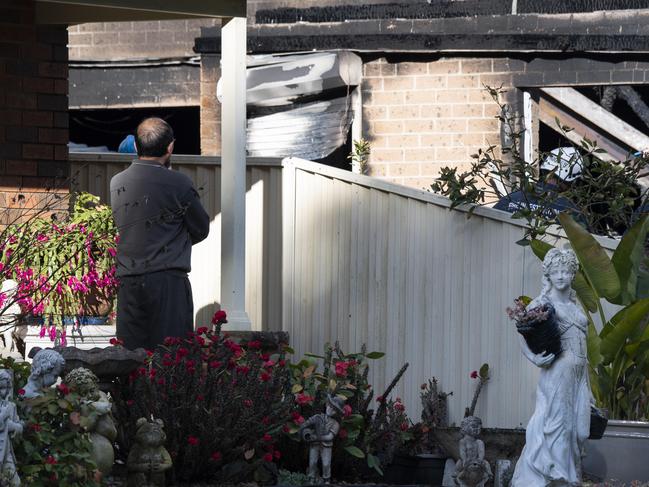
top-left (195, 13), bottom-right (649, 55)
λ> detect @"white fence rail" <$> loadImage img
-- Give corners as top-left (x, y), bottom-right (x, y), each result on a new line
top-left (70, 153), bottom-right (619, 428)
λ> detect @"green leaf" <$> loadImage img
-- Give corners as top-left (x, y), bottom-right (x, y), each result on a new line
top-left (600, 298), bottom-right (649, 364)
top-left (367, 453), bottom-right (384, 476)
top-left (587, 320), bottom-right (602, 368)
top-left (558, 213), bottom-right (620, 302)
top-left (344, 445), bottom-right (365, 458)
top-left (611, 214), bottom-right (649, 304)
top-left (365, 352), bottom-right (385, 359)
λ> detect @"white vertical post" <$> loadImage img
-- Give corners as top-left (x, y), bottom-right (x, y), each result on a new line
top-left (221, 16), bottom-right (251, 330)
top-left (522, 90), bottom-right (533, 163)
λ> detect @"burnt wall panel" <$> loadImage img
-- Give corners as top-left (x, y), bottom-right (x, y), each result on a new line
top-left (69, 65), bottom-right (200, 109)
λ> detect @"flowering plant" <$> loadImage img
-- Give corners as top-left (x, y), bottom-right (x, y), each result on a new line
top-left (284, 343), bottom-right (411, 480)
top-left (506, 296), bottom-right (561, 356)
top-left (2, 192), bottom-right (117, 341)
top-left (14, 368), bottom-right (99, 487)
top-left (121, 311), bottom-right (293, 484)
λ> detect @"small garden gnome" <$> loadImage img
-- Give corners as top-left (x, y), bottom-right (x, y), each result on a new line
top-left (127, 417), bottom-right (172, 487)
top-left (64, 368), bottom-right (117, 476)
top-left (0, 369), bottom-right (22, 486)
top-left (299, 394), bottom-right (345, 483)
top-left (22, 349), bottom-right (65, 399)
top-left (454, 416), bottom-right (492, 487)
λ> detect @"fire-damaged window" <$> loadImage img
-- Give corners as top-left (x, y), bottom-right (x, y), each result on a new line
top-left (217, 51), bottom-right (362, 168)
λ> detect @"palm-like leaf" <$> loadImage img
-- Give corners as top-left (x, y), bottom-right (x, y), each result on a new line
top-left (611, 214), bottom-right (649, 305)
top-left (558, 213), bottom-right (621, 302)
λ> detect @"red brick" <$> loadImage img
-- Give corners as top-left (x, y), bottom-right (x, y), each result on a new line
top-left (38, 62), bottom-right (67, 79)
top-left (6, 160), bottom-right (37, 176)
top-left (22, 77), bottom-right (54, 94)
top-left (20, 43), bottom-right (52, 61)
top-left (6, 93), bottom-right (37, 110)
top-left (38, 128), bottom-right (67, 144)
top-left (23, 143), bottom-right (53, 160)
top-left (53, 79), bottom-right (67, 94)
top-left (54, 145), bottom-right (68, 161)
top-left (22, 110), bottom-right (53, 127)
top-left (0, 109), bottom-right (22, 125)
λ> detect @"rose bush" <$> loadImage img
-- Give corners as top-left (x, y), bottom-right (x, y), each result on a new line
top-left (121, 311), bottom-right (294, 484)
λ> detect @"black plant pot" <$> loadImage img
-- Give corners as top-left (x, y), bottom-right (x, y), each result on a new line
top-left (516, 304), bottom-right (562, 356)
top-left (384, 453), bottom-right (446, 485)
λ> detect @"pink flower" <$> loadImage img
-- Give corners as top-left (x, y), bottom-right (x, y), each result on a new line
top-left (291, 411), bottom-right (305, 424)
top-left (247, 340), bottom-right (262, 350)
top-left (262, 433), bottom-right (273, 442)
top-left (343, 404), bottom-right (352, 418)
top-left (107, 247), bottom-right (117, 257)
top-left (338, 428), bottom-right (348, 439)
top-left (260, 372), bottom-right (271, 382)
top-left (187, 436), bottom-right (200, 446)
top-left (57, 383), bottom-right (70, 395)
top-left (400, 422), bottom-right (409, 431)
top-left (470, 370), bottom-right (478, 379)
top-left (243, 399), bottom-right (253, 407)
top-left (211, 451), bottom-right (222, 462)
top-left (263, 452), bottom-right (273, 462)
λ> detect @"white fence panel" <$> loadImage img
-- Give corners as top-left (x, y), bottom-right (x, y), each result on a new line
top-left (281, 157), bottom-right (619, 428)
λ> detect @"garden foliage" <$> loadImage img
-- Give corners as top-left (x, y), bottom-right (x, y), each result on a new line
top-left (123, 312), bottom-right (293, 484)
top-left (285, 343), bottom-right (411, 480)
top-left (430, 86), bottom-right (648, 242)
top-left (2, 192), bottom-right (117, 340)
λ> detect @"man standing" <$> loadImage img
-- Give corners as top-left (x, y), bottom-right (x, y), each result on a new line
top-left (110, 117), bottom-right (209, 350)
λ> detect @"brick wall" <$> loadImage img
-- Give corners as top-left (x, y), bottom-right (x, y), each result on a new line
top-left (200, 55), bottom-right (222, 155)
top-left (0, 0), bottom-right (69, 224)
top-left (68, 19), bottom-right (218, 61)
top-left (362, 55), bottom-right (649, 189)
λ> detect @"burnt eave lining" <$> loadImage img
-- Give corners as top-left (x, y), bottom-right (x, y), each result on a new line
top-left (255, 1), bottom-right (649, 24)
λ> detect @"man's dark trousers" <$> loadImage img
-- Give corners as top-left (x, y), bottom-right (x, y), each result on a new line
top-left (117, 270), bottom-right (193, 350)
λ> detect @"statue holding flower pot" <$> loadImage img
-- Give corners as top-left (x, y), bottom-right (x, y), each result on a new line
top-left (510, 248), bottom-right (592, 486)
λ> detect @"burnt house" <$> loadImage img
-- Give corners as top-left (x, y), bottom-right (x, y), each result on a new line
top-left (67, 1), bottom-right (649, 189)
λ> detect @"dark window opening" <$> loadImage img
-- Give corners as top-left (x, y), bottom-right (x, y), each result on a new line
top-left (69, 107), bottom-right (200, 155)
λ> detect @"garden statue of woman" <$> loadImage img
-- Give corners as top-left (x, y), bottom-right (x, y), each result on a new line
top-left (454, 416), bottom-right (492, 487)
top-left (511, 248), bottom-right (591, 486)
top-left (299, 394), bottom-right (345, 483)
top-left (64, 368), bottom-right (117, 476)
top-left (22, 349), bottom-right (65, 399)
top-left (0, 369), bottom-right (22, 486)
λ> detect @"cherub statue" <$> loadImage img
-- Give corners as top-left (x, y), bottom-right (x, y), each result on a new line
top-left (0, 369), bottom-right (22, 486)
top-left (64, 368), bottom-right (117, 476)
top-left (299, 394), bottom-right (345, 483)
top-left (22, 349), bottom-right (65, 399)
top-left (454, 416), bottom-right (492, 487)
top-left (127, 417), bottom-right (172, 487)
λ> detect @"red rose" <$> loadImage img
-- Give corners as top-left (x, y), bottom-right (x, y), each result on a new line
top-left (126, 399), bottom-right (134, 406)
top-left (263, 452), bottom-right (273, 462)
top-left (274, 450), bottom-right (281, 460)
top-left (400, 422), bottom-right (409, 431)
top-left (211, 451), bottom-right (222, 462)
top-left (187, 436), bottom-right (200, 446)
top-left (17, 389), bottom-right (24, 396)
top-left (338, 428), bottom-right (348, 439)
top-left (343, 405), bottom-right (352, 418)
top-left (247, 340), bottom-right (262, 350)
top-left (29, 423), bottom-right (42, 432)
top-left (209, 360), bottom-right (222, 369)
top-left (376, 396), bottom-right (384, 403)
top-left (212, 310), bottom-right (227, 324)
top-left (196, 326), bottom-right (208, 335)
top-left (295, 393), bottom-right (314, 405)
top-left (197, 394), bottom-right (204, 402)
top-left (278, 359), bottom-right (286, 367)
top-left (45, 455), bottom-right (57, 465)
top-left (291, 411), bottom-right (305, 424)
top-left (262, 433), bottom-right (272, 442)
top-left (243, 399), bottom-right (253, 407)
top-left (109, 337), bottom-right (124, 346)
top-left (395, 402), bottom-right (405, 412)
top-left (261, 416), bottom-right (270, 425)
top-left (57, 383), bottom-right (70, 395)
top-left (260, 372), bottom-right (271, 382)
top-left (470, 370), bottom-right (478, 379)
